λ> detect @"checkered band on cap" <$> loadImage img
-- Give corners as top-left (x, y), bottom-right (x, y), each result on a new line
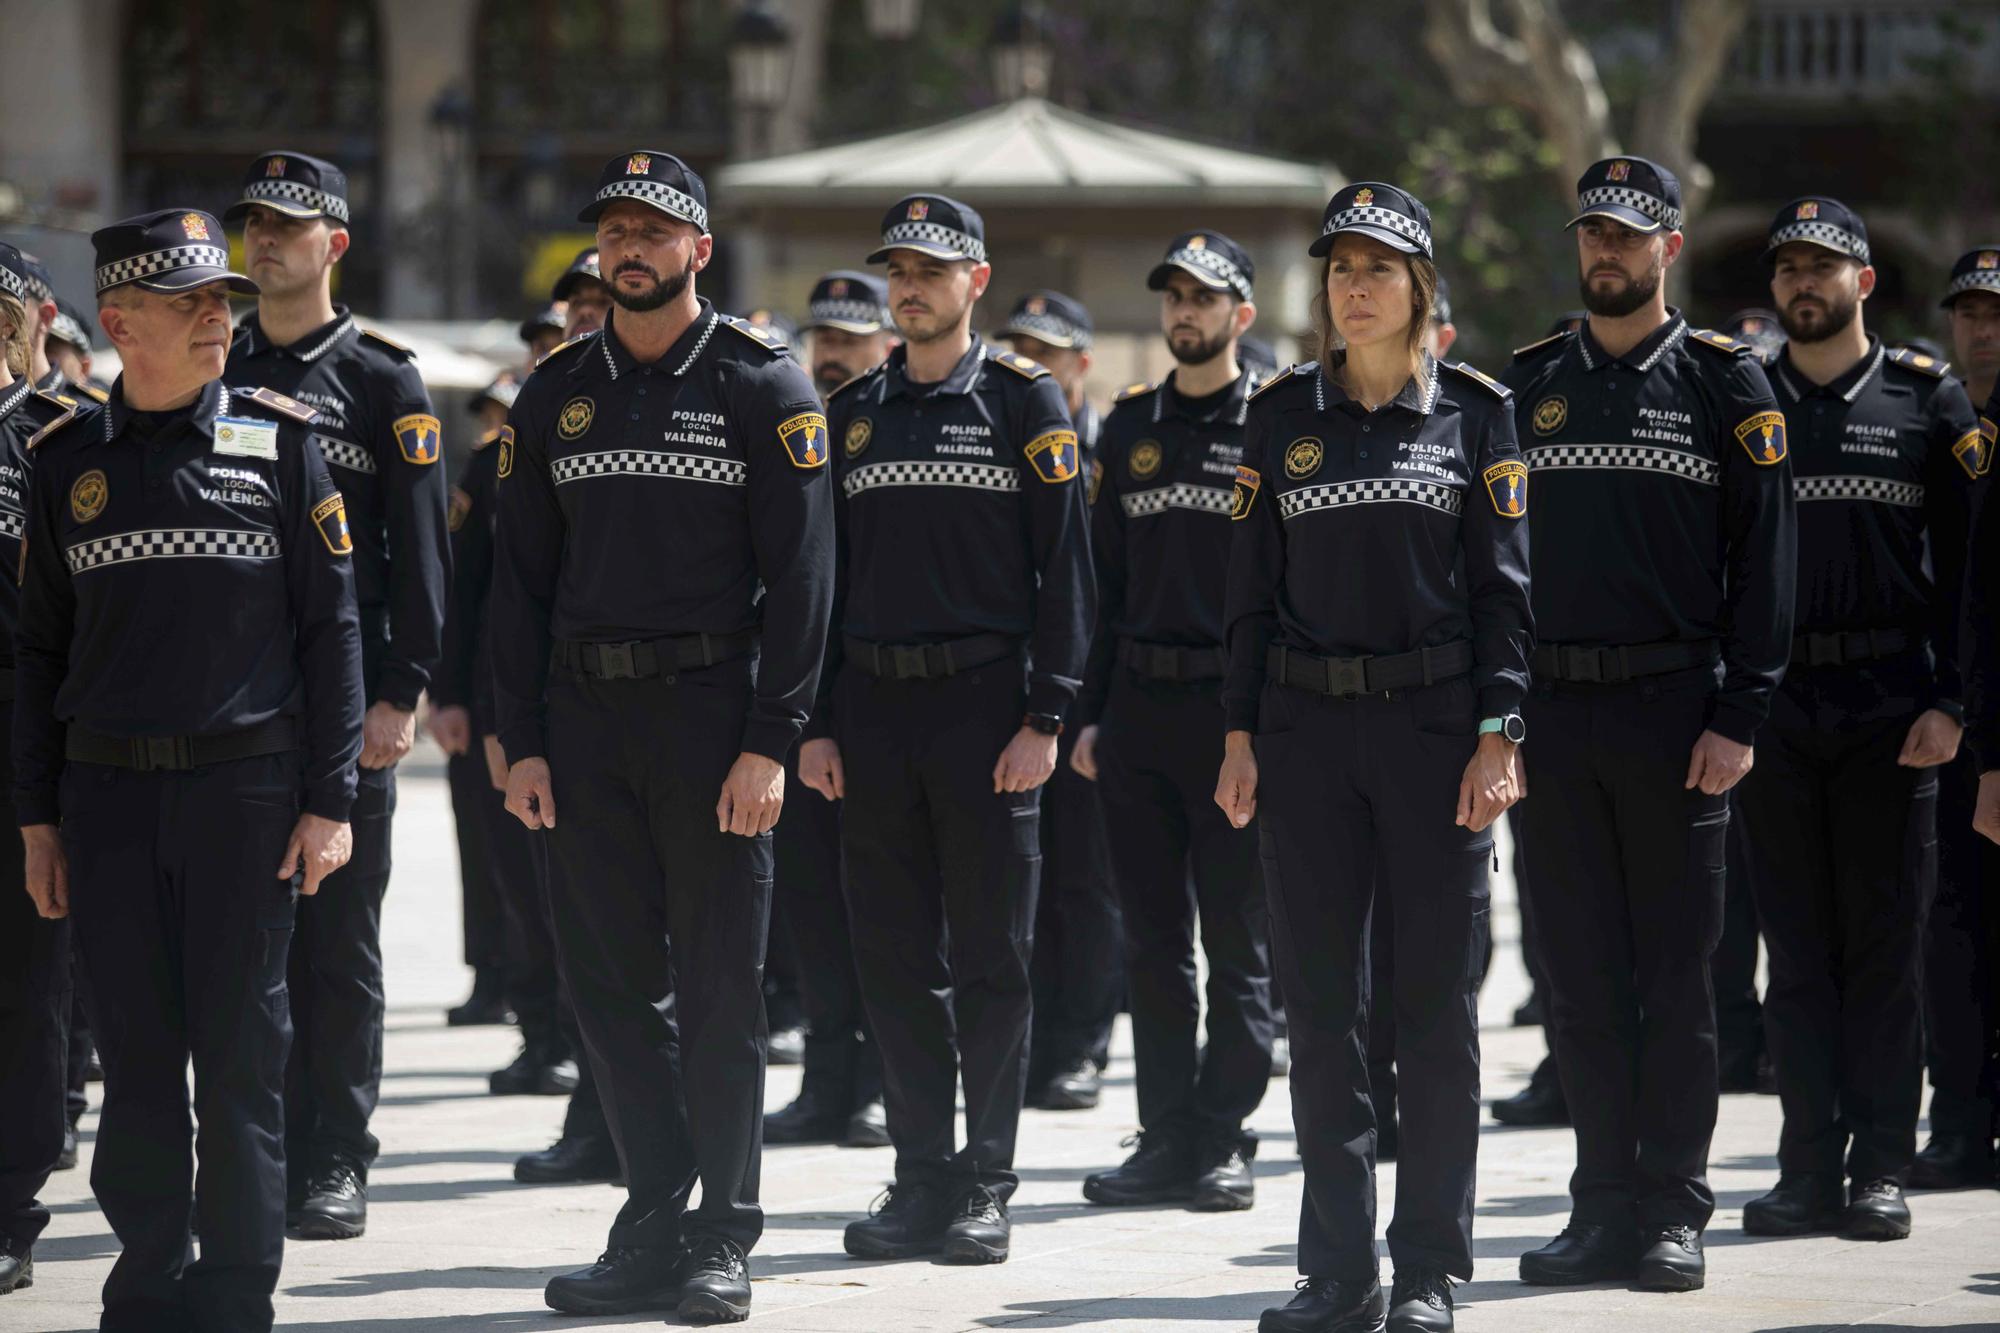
top-left (809, 297), bottom-right (887, 327)
top-left (94, 244), bottom-right (233, 294)
top-left (0, 264), bottom-right (23, 302)
top-left (1164, 245), bottom-right (1252, 299)
top-left (1577, 186), bottom-right (1683, 231)
top-left (1947, 269), bottom-right (2000, 300)
top-left (1323, 205), bottom-right (1432, 257)
top-left (594, 180), bottom-right (709, 233)
top-left (236, 178), bottom-right (350, 223)
top-left (1768, 220), bottom-right (1868, 264)
top-left (1004, 310), bottom-right (1088, 347)
top-left (879, 220), bottom-right (987, 263)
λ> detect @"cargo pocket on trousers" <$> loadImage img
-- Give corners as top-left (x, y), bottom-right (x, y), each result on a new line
top-left (1688, 794), bottom-right (1730, 956)
top-left (1903, 773), bottom-right (1940, 911)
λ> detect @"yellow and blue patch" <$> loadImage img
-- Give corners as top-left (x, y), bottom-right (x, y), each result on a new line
top-left (1025, 429), bottom-right (1080, 483)
top-left (497, 425), bottom-right (515, 479)
top-left (1231, 465), bottom-right (1261, 520)
top-left (1954, 426), bottom-right (1991, 480)
top-left (312, 493), bottom-right (354, 555)
top-left (777, 411), bottom-right (831, 469)
top-left (394, 413), bottom-right (442, 465)
top-left (1484, 460), bottom-right (1528, 517)
top-left (1733, 411), bottom-right (1788, 466)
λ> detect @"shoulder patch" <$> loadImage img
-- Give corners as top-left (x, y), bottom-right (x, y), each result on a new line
top-left (1024, 428), bottom-right (1080, 482)
top-left (1689, 328), bottom-right (1754, 357)
top-left (990, 349), bottom-right (1049, 379)
top-left (777, 411), bottom-right (831, 469)
top-left (1951, 426), bottom-right (1990, 481)
top-left (67, 381), bottom-right (108, 405)
top-left (312, 492), bottom-right (354, 555)
top-left (1114, 380), bottom-right (1158, 403)
top-left (1734, 410), bottom-right (1789, 466)
top-left (534, 333), bottom-right (593, 369)
top-left (1886, 346), bottom-right (1950, 379)
top-left (1445, 361), bottom-right (1511, 400)
top-left (393, 413), bottom-right (443, 465)
top-left (359, 327), bottom-right (415, 359)
top-left (1510, 331), bottom-right (1570, 362)
top-left (719, 315), bottom-right (787, 356)
top-left (1249, 362), bottom-right (1313, 402)
top-left (237, 385), bottom-right (320, 425)
top-left (25, 394), bottom-right (80, 450)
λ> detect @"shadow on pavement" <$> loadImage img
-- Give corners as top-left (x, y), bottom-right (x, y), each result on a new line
top-left (977, 1290), bottom-right (1275, 1325)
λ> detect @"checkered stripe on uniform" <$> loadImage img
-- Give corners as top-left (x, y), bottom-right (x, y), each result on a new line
top-left (1768, 220), bottom-right (1868, 264)
top-left (1122, 483), bottom-right (1235, 518)
top-left (553, 450), bottom-right (745, 487)
top-left (1578, 186), bottom-right (1682, 231)
top-left (317, 435), bottom-right (376, 474)
top-left (810, 298), bottom-right (886, 327)
top-left (843, 460), bottom-right (1019, 497)
top-left (65, 528), bottom-right (280, 574)
top-left (1524, 443), bottom-right (1719, 486)
top-left (1324, 205), bottom-right (1432, 255)
top-left (1947, 270), bottom-right (2000, 300)
top-left (95, 245), bottom-right (233, 294)
top-left (1164, 246), bottom-right (1253, 299)
top-left (0, 510), bottom-right (23, 542)
top-left (1278, 478), bottom-right (1463, 520)
top-left (594, 181), bottom-right (708, 232)
top-left (236, 179), bottom-right (350, 223)
top-left (879, 220), bottom-right (987, 262)
top-left (1795, 474), bottom-right (1923, 507)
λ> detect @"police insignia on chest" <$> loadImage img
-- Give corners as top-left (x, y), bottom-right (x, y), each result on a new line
top-left (845, 417), bottom-right (873, 458)
top-left (71, 469), bottom-right (108, 523)
top-left (1284, 437), bottom-right (1324, 480)
top-left (1532, 396), bottom-right (1567, 436)
top-left (1129, 440), bottom-right (1163, 480)
top-left (558, 397), bottom-right (595, 441)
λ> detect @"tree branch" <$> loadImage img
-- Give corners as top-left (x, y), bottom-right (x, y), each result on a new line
top-left (1630, 0), bottom-right (1754, 216)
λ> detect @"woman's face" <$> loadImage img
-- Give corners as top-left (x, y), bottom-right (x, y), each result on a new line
top-left (1325, 233), bottom-right (1414, 352)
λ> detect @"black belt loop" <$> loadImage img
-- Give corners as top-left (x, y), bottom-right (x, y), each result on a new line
top-left (555, 631), bottom-right (755, 681)
top-left (1535, 639), bottom-right (1719, 684)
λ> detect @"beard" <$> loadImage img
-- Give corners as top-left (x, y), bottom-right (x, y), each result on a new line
top-left (813, 361), bottom-right (854, 395)
top-left (1166, 325), bottom-right (1232, 366)
top-left (1778, 290), bottom-right (1859, 344)
top-left (1579, 252), bottom-right (1664, 319)
top-left (610, 260), bottom-right (691, 313)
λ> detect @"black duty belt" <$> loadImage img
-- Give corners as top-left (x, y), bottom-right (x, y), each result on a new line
top-left (1119, 639), bottom-right (1226, 682)
top-left (554, 632), bottom-right (756, 680)
top-left (1268, 640), bottom-right (1472, 696)
top-left (1532, 639), bottom-right (1719, 684)
top-left (66, 715), bottom-right (299, 772)
top-left (1791, 627), bottom-right (1916, 668)
top-left (844, 633), bottom-right (1019, 681)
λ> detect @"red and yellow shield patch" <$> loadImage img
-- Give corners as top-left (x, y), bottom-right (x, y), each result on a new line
top-left (1733, 411), bottom-right (1788, 466)
top-left (312, 493), bottom-right (353, 555)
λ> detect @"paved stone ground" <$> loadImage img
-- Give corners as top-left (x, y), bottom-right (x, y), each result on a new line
top-left (9, 748), bottom-right (1999, 1331)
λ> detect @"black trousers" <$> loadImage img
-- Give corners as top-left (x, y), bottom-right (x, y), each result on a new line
top-left (64, 751), bottom-right (300, 1333)
top-left (285, 765), bottom-right (393, 1175)
top-left (1736, 660), bottom-right (1935, 1183)
top-left (778, 743), bottom-right (879, 1111)
top-left (1928, 751), bottom-right (1999, 1140)
top-left (1716, 817), bottom-right (1766, 1077)
top-left (1522, 669), bottom-right (1727, 1234)
top-left (1030, 743), bottom-right (1123, 1078)
top-left (1369, 878), bottom-right (1493, 1134)
top-left (1256, 678), bottom-right (1488, 1284)
top-left (837, 661), bottom-right (1040, 1196)
top-left (476, 751), bottom-right (561, 1054)
top-left (546, 660), bottom-right (770, 1254)
top-left (446, 750), bottom-right (507, 978)
top-left (1095, 673), bottom-right (1272, 1140)
top-left (66, 956), bottom-right (91, 1123)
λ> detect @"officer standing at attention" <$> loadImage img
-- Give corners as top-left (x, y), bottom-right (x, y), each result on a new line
top-left (555, 246), bottom-right (612, 339)
top-left (490, 150), bottom-right (833, 1324)
top-left (1074, 228), bottom-right (1275, 1209)
top-left (1219, 183), bottom-right (1531, 1333)
top-left (222, 151), bottom-right (450, 1241)
top-left (520, 305), bottom-right (567, 369)
top-left (44, 302), bottom-right (109, 403)
top-left (1732, 197), bottom-right (1978, 1242)
top-left (17, 208), bottom-right (363, 1333)
top-left (800, 270), bottom-right (897, 398)
top-left (997, 288), bottom-right (1123, 1111)
top-left (1504, 157), bottom-right (1795, 1292)
top-left (797, 194), bottom-right (1093, 1265)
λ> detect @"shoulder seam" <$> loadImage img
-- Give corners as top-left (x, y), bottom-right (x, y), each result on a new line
top-left (1511, 331), bottom-right (1569, 361)
top-left (1444, 361), bottom-right (1511, 399)
top-left (1113, 380), bottom-right (1157, 403)
top-left (359, 326), bottom-right (415, 358)
top-left (988, 347), bottom-right (1049, 379)
top-left (1249, 362), bottom-right (1312, 402)
top-left (1688, 327), bottom-right (1752, 357)
top-left (1886, 347), bottom-right (1951, 379)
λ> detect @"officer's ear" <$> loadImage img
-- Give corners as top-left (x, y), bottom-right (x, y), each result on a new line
top-left (1856, 264), bottom-right (1878, 301)
top-left (689, 233), bottom-right (716, 275)
top-left (96, 299), bottom-right (134, 352)
top-left (967, 261), bottom-right (993, 303)
top-left (1660, 230), bottom-right (1686, 267)
top-left (325, 227), bottom-right (351, 267)
top-left (1233, 299), bottom-right (1258, 337)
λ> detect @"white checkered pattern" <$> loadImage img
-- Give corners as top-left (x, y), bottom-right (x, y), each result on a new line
top-left (552, 450), bottom-right (745, 488)
top-left (1162, 246), bottom-right (1253, 300)
top-left (0, 379), bottom-right (29, 422)
top-left (1121, 483), bottom-right (1235, 518)
top-left (593, 181), bottom-right (708, 232)
top-left (1795, 474), bottom-right (1923, 507)
top-left (64, 528), bottom-right (280, 575)
top-left (1278, 478), bottom-right (1464, 521)
top-left (1524, 443), bottom-right (1719, 486)
top-left (1947, 270), bottom-right (2000, 301)
top-left (1768, 220), bottom-right (1869, 264)
top-left (843, 460), bottom-right (1019, 498)
top-left (1324, 204), bottom-right (1432, 255)
top-left (317, 436), bottom-right (376, 474)
top-left (236, 179), bottom-right (350, 223)
top-left (0, 264), bottom-right (23, 302)
top-left (1002, 311), bottom-right (1088, 348)
top-left (94, 245), bottom-right (232, 294)
top-left (298, 316), bottom-right (354, 363)
top-left (878, 220), bottom-right (986, 262)
top-left (0, 510), bottom-right (23, 542)
top-left (1578, 185), bottom-right (1682, 231)
top-left (809, 298), bottom-right (887, 329)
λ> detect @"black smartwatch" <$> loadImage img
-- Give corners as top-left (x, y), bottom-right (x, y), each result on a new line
top-left (1023, 712), bottom-right (1065, 737)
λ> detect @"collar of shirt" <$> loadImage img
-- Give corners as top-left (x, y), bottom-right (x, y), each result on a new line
top-left (881, 334), bottom-right (987, 402)
top-left (0, 377), bottom-right (30, 426)
top-left (1314, 350), bottom-right (1441, 417)
top-left (102, 376), bottom-right (229, 444)
top-left (594, 299), bottom-right (720, 380)
top-left (236, 304), bottom-right (355, 362)
top-left (1573, 308), bottom-right (1689, 375)
top-left (1157, 367), bottom-right (1252, 427)
top-left (1770, 335), bottom-right (1887, 405)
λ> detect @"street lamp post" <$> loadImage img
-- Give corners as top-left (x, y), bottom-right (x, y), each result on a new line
top-left (728, 0), bottom-right (795, 160)
top-left (990, 2), bottom-right (1052, 101)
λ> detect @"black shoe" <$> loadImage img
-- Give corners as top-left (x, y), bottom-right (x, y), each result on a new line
top-left (514, 1133), bottom-right (620, 1184)
top-left (488, 1045), bottom-right (578, 1096)
top-left (843, 1181), bottom-right (954, 1259)
top-left (768, 1025), bottom-right (806, 1066)
top-left (1518, 1223), bottom-right (1638, 1285)
top-left (543, 1245), bottom-right (682, 1315)
top-left (55, 1120), bottom-right (78, 1171)
top-left (1910, 1133), bottom-right (1997, 1190)
top-left (1036, 1058), bottom-right (1102, 1111)
top-left (1490, 1059), bottom-right (1567, 1126)
top-left (1511, 994), bottom-right (1545, 1027)
top-left (1742, 1174), bottom-right (1843, 1236)
top-left (1192, 1137), bottom-right (1256, 1212)
top-left (846, 1099), bottom-right (890, 1148)
top-left (1258, 1275), bottom-right (1386, 1332)
top-left (1084, 1131), bottom-right (1197, 1206)
top-left (676, 1235), bottom-right (751, 1324)
top-left (1843, 1178), bottom-right (1911, 1241)
top-left (295, 1159), bottom-right (367, 1240)
top-left (0, 1239), bottom-right (31, 1295)
top-left (941, 1184), bottom-right (1010, 1264)
top-left (1636, 1225), bottom-right (1704, 1292)
top-left (445, 972), bottom-right (513, 1027)
top-left (763, 1090), bottom-right (847, 1144)
top-left (1387, 1267), bottom-right (1453, 1331)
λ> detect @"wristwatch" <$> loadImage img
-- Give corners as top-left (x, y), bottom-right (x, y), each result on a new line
top-left (1023, 712), bottom-right (1065, 737)
top-left (1479, 714), bottom-right (1527, 744)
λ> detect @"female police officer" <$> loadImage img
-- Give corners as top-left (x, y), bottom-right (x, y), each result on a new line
top-left (1217, 182), bottom-right (1533, 1333)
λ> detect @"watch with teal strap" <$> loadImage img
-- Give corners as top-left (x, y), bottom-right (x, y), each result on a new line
top-left (1479, 714), bottom-right (1527, 744)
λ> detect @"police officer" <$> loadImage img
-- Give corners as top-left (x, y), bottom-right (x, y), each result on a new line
top-left (555, 245), bottom-right (611, 339)
top-left (1723, 309), bottom-right (1786, 365)
top-left (520, 305), bottom-right (567, 370)
top-left (1505, 158), bottom-right (1795, 1292)
top-left (1732, 197), bottom-right (1976, 1242)
top-left (799, 194), bottom-right (1092, 1265)
top-left (741, 307), bottom-right (800, 351)
top-left (764, 271), bottom-right (898, 1149)
top-left (1072, 229), bottom-right (1274, 1211)
top-left (222, 150), bottom-right (450, 1240)
top-left (1221, 183), bottom-right (1529, 1333)
top-left (996, 288), bottom-right (1123, 1110)
top-left (490, 150), bottom-right (833, 1323)
top-left (9, 254), bottom-right (59, 396)
top-left (17, 208), bottom-right (364, 1333)
top-left (45, 301), bottom-right (108, 403)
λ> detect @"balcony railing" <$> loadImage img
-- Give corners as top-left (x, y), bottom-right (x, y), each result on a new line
top-left (1724, 1), bottom-right (2000, 98)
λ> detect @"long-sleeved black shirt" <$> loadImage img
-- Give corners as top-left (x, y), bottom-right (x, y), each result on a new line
top-left (14, 379), bottom-right (365, 822)
top-left (490, 302), bottom-right (835, 765)
top-left (434, 432), bottom-right (501, 735)
top-left (1961, 384), bottom-right (2000, 766)
top-left (1502, 312), bottom-right (1796, 744)
top-left (0, 383), bottom-right (77, 669)
top-left (1223, 354), bottom-right (1534, 733)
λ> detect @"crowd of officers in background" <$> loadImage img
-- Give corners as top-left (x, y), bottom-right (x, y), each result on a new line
top-left (0, 141), bottom-right (1997, 1333)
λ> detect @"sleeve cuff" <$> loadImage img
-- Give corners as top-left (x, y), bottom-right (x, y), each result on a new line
top-left (1932, 697), bottom-right (1965, 725)
top-left (740, 717), bottom-right (800, 765)
top-left (802, 708), bottom-right (834, 743)
top-left (1025, 677), bottom-right (1078, 721)
top-left (499, 723), bottom-right (547, 764)
top-left (374, 665), bottom-right (428, 712)
top-left (305, 788), bottom-right (355, 822)
top-left (1478, 685), bottom-right (1525, 719)
top-left (1224, 698), bottom-right (1259, 734)
top-left (1706, 701), bottom-right (1764, 747)
top-left (15, 789), bottom-right (59, 828)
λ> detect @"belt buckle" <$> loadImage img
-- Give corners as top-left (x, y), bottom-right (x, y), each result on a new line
top-left (1805, 633), bottom-right (1842, 668)
top-left (891, 645), bottom-right (929, 680)
top-left (1327, 656), bottom-right (1368, 696)
top-left (136, 736), bottom-right (190, 772)
top-left (596, 642), bottom-right (638, 679)
top-left (1561, 646), bottom-right (1603, 683)
top-left (1148, 645), bottom-right (1179, 679)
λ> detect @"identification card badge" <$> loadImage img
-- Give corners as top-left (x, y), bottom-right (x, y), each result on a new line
top-left (213, 416), bottom-right (278, 460)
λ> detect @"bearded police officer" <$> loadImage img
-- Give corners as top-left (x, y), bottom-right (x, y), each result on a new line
top-left (1073, 230), bottom-right (1275, 1209)
top-left (800, 270), bottom-right (896, 398)
top-left (799, 194), bottom-right (1093, 1265)
top-left (18, 209), bottom-right (363, 1333)
top-left (1504, 158), bottom-right (1795, 1292)
top-left (491, 150), bottom-right (833, 1323)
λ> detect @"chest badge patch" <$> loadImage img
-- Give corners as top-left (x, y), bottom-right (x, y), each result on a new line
top-left (1734, 410), bottom-right (1789, 466)
top-left (312, 493), bottom-right (353, 555)
top-left (1952, 426), bottom-right (1990, 480)
top-left (845, 417), bottom-right (873, 458)
top-left (447, 486), bottom-right (472, 533)
top-left (1231, 465), bottom-right (1261, 520)
top-left (1025, 429), bottom-right (1080, 483)
top-left (1129, 439), bottom-right (1163, 480)
top-left (1284, 437), bottom-right (1324, 480)
top-left (497, 424), bottom-right (515, 479)
top-left (71, 469), bottom-right (108, 524)
top-left (557, 397), bottom-right (595, 441)
top-left (778, 411), bottom-right (831, 469)
top-left (1087, 458), bottom-right (1104, 506)
top-left (1532, 395), bottom-right (1567, 436)
top-left (1484, 460), bottom-right (1529, 517)
top-left (394, 413), bottom-right (442, 465)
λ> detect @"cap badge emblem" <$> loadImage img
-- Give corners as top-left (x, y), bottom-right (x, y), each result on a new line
top-left (1607, 160), bottom-right (1631, 181)
top-left (907, 200), bottom-right (930, 221)
top-left (1797, 201), bottom-right (1820, 220)
top-left (1353, 187), bottom-right (1374, 208)
top-left (1981, 252), bottom-right (2000, 270)
top-left (1186, 234), bottom-right (1207, 249)
top-left (829, 279), bottom-right (849, 297)
top-left (265, 157), bottom-right (287, 178)
top-left (181, 213), bottom-right (210, 241)
top-left (1025, 296), bottom-right (1046, 315)
top-left (627, 154), bottom-right (651, 176)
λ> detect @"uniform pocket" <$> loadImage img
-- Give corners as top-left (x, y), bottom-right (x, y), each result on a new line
top-left (1408, 677), bottom-right (1477, 737)
top-left (1903, 772), bottom-right (1940, 909)
top-left (1687, 792), bottom-right (1730, 955)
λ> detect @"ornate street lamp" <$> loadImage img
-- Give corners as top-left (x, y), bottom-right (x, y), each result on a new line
top-left (729, 0), bottom-right (795, 156)
top-left (990, 3), bottom-right (1052, 100)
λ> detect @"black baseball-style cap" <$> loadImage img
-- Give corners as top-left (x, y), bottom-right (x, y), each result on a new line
top-left (48, 300), bottom-right (94, 353)
top-left (1764, 196), bottom-right (1869, 265)
top-left (552, 247), bottom-right (604, 303)
top-left (17, 253), bottom-right (54, 305)
top-left (578, 150), bottom-right (709, 232)
top-left (1310, 182), bottom-right (1433, 260)
top-left (998, 290), bottom-right (1093, 350)
top-left (0, 241), bottom-right (30, 305)
top-left (1568, 157), bottom-right (1683, 234)
top-left (91, 209), bottom-right (257, 297)
top-left (1148, 230), bottom-right (1255, 302)
top-left (1941, 246), bottom-right (2000, 309)
top-left (800, 270), bottom-right (890, 335)
top-left (224, 151), bottom-right (351, 224)
top-left (867, 194), bottom-right (987, 265)
top-left (518, 304), bottom-right (565, 342)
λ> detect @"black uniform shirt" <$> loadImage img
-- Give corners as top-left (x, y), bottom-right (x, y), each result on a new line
top-left (1960, 385), bottom-right (2000, 765)
top-left (1079, 368), bottom-right (1254, 726)
top-left (1503, 311), bottom-right (1796, 743)
top-left (815, 336), bottom-right (1095, 729)
top-left (434, 433), bottom-right (500, 735)
top-left (226, 307), bottom-right (449, 709)
top-left (1769, 338), bottom-right (1979, 712)
top-left (1222, 354), bottom-right (1534, 733)
top-left (0, 383), bottom-right (78, 664)
top-left (490, 301), bottom-right (835, 765)
top-left (13, 379), bottom-right (365, 824)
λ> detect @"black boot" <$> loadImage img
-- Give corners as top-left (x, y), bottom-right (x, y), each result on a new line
top-left (1387, 1267), bottom-right (1453, 1331)
top-left (1518, 1223), bottom-right (1638, 1285)
top-left (1742, 1174), bottom-right (1843, 1236)
top-left (514, 1132), bottom-right (620, 1184)
top-left (1490, 1056), bottom-right (1567, 1126)
top-left (768, 1025), bottom-right (806, 1066)
top-left (1083, 1131), bottom-right (1197, 1206)
top-left (1035, 1058), bottom-right (1102, 1111)
top-left (1258, 1276), bottom-right (1386, 1332)
top-left (55, 1117), bottom-right (78, 1171)
top-left (941, 1184), bottom-right (1010, 1264)
top-left (1909, 1133), bottom-right (1997, 1190)
top-left (543, 1245), bottom-right (683, 1315)
top-left (763, 1088), bottom-right (848, 1144)
top-left (843, 1182), bottom-right (955, 1259)
top-left (445, 969), bottom-right (513, 1026)
top-left (676, 1235), bottom-right (751, 1324)
top-left (846, 1098), bottom-right (889, 1148)
top-left (295, 1158), bottom-right (367, 1240)
top-left (1192, 1136), bottom-right (1256, 1212)
top-left (0, 1238), bottom-right (31, 1295)
top-left (488, 1043), bottom-right (578, 1096)
top-left (1635, 1225), bottom-right (1704, 1292)
top-left (1843, 1178), bottom-right (1912, 1241)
